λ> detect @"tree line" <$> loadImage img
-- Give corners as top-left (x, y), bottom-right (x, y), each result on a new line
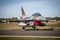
top-left (46, 17), bottom-right (60, 21)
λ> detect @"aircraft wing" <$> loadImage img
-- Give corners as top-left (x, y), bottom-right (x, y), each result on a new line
top-left (33, 16), bottom-right (47, 20)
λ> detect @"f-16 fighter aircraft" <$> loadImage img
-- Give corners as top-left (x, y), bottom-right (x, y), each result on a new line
top-left (18, 6), bottom-right (47, 30)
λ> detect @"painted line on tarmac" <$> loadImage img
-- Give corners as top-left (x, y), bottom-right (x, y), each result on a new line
top-left (0, 35), bottom-right (60, 38)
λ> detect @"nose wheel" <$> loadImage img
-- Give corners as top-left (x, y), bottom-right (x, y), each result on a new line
top-left (32, 25), bottom-right (37, 31)
top-left (34, 27), bottom-right (37, 31)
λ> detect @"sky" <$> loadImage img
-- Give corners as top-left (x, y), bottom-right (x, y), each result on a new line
top-left (0, 0), bottom-right (60, 19)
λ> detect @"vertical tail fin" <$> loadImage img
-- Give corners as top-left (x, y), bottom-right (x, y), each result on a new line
top-left (21, 6), bottom-right (25, 16)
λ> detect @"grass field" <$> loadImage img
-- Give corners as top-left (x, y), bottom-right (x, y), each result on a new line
top-left (0, 21), bottom-right (60, 30)
top-left (0, 37), bottom-right (60, 40)
top-left (0, 22), bottom-right (23, 30)
top-left (45, 21), bottom-right (60, 27)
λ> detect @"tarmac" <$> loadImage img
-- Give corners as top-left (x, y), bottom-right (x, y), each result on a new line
top-left (0, 29), bottom-right (60, 37)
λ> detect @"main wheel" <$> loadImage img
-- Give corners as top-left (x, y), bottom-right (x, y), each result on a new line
top-left (32, 25), bottom-right (37, 31)
top-left (22, 26), bottom-right (25, 30)
top-left (34, 27), bottom-right (37, 31)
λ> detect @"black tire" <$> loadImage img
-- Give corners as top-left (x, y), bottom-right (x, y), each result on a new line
top-left (32, 25), bottom-right (37, 31)
top-left (33, 26), bottom-right (37, 31)
top-left (22, 26), bottom-right (25, 30)
top-left (51, 28), bottom-right (53, 30)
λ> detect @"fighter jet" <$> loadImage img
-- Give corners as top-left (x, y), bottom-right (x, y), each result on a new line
top-left (18, 6), bottom-right (47, 30)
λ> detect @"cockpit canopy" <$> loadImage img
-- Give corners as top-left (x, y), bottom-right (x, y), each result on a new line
top-left (32, 13), bottom-right (41, 16)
